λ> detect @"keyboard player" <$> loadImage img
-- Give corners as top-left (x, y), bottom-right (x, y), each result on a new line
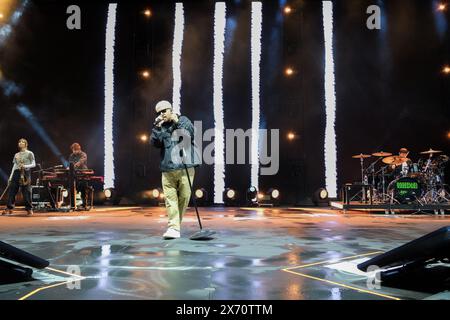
top-left (68, 143), bottom-right (89, 209)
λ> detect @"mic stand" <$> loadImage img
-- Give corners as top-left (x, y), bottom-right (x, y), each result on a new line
top-left (181, 147), bottom-right (215, 241)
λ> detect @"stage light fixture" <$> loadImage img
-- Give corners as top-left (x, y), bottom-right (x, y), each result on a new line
top-left (284, 67), bottom-right (294, 76)
top-left (141, 70), bottom-right (150, 79)
top-left (438, 3), bottom-right (447, 11)
top-left (443, 65), bottom-right (450, 74)
top-left (246, 186), bottom-right (259, 206)
top-left (284, 6), bottom-right (292, 14)
top-left (0, 13), bottom-right (4, 20)
top-left (147, 188), bottom-right (164, 206)
top-left (313, 188), bottom-right (329, 207)
top-left (104, 188), bottom-right (121, 205)
top-left (269, 188), bottom-right (280, 200)
top-left (247, 186), bottom-right (257, 199)
top-left (144, 9), bottom-right (152, 17)
top-left (225, 188), bottom-right (236, 199)
top-left (149, 188), bottom-right (162, 199)
top-left (258, 188), bottom-right (281, 207)
top-left (195, 188), bottom-right (206, 199)
top-left (139, 134), bottom-right (148, 142)
top-left (223, 188), bottom-right (237, 206)
top-left (104, 188), bottom-right (113, 199)
top-left (287, 132), bottom-right (296, 141)
top-left (447, 131), bottom-right (450, 139)
top-left (194, 188), bottom-right (208, 206)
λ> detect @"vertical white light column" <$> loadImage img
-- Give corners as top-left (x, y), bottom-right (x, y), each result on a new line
top-left (172, 3), bottom-right (185, 114)
top-left (104, 3), bottom-right (117, 189)
top-left (322, 1), bottom-right (337, 197)
top-left (250, 2), bottom-right (262, 190)
top-left (213, 2), bottom-right (226, 204)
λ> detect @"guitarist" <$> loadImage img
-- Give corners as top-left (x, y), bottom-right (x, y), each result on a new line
top-left (2, 138), bottom-right (36, 216)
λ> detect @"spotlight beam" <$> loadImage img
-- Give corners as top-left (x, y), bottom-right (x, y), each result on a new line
top-left (0, 0), bottom-right (29, 46)
top-left (16, 104), bottom-right (68, 166)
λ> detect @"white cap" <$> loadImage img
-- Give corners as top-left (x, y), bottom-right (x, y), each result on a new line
top-left (155, 100), bottom-right (172, 113)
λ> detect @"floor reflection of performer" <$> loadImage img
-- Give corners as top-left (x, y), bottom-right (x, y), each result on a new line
top-left (68, 143), bottom-right (88, 209)
top-left (2, 138), bottom-right (36, 216)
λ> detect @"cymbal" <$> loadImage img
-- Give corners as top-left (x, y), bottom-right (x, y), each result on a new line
top-left (372, 151), bottom-right (392, 157)
top-left (382, 156), bottom-right (410, 166)
top-left (420, 148), bottom-right (442, 155)
top-left (352, 154), bottom-right (372, 159)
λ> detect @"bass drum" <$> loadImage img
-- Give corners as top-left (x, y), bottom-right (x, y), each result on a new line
top-left (388, 177), bottom-right (423, 204)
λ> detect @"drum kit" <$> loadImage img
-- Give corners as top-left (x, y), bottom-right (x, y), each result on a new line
top-left (352, 148), bottom-right (450, 205)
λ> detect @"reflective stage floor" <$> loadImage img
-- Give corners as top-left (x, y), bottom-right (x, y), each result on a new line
top-left (0, 206), bottom-right (449, 300)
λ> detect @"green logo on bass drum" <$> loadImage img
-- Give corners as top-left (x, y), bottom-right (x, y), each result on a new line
top-left (396, 182), bottom-right (419, 190)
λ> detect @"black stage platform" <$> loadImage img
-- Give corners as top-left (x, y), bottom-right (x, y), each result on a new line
top-left (331, 201), bottom-right (450, 214)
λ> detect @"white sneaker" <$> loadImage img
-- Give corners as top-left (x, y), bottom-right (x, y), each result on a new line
top-left (163, 228), bottom-right (180, 239)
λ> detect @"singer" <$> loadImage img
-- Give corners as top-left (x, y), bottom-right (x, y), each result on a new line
top-left (151, 100), bottom-right (199, 239)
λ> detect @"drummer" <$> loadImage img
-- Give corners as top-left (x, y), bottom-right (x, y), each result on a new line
top-left (391, 148), bottom-right (412, 177)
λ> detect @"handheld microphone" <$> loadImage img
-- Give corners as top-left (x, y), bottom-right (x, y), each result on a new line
top-left (153, 115), bottom-right (164, 126)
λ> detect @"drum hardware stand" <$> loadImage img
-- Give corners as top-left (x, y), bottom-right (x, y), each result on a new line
top-left (360, 157), bottom-right (367, 203)
top-left (423, 153), bottom-right (434, 172)
top-left (368, 160), bottom-right (379, 202)
top-left (371, 165), bottom-right (391, 204)
top-left (421, 184), bottom-right (449, 205)
top-left (347, 182), bottom-right (373, 204)
top-left (354, 157), bottom-right (373, 204)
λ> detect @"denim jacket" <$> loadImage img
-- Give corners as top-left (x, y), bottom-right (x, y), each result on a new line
top-left (151, 115), bottom-right (200, 172)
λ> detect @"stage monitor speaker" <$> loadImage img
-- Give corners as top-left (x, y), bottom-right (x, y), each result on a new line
top-left (357, 226), bottom-right (450, 272)
top-left (357, 226), bottom-right (450, 292)
top-left (0, 241), bottom-right (50, 269)
top-left (0, 259), bottom-right (33, 284)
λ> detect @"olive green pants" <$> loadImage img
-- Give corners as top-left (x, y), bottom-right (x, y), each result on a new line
top-left (161, 167), bottom-right (195, 231)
